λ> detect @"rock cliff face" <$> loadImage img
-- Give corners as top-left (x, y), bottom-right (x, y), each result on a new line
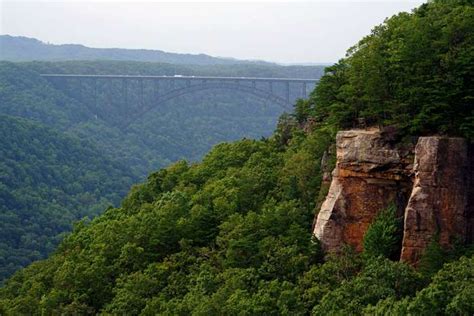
top-left (313, 130), bottom-right (474, 265)
top-left (400, 137), bottom-right (474, 265)
top-left (313, 129), bottom-right (414, 252)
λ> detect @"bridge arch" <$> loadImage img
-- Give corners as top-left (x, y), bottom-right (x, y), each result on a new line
top-left (40, 74), bottom-right (319, 129)
top-left (123, 81), bottom-right (292, 128)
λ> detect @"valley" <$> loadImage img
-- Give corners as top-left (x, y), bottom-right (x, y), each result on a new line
top-left (0, 57), bottom-right (324, 282)
top-left (0, 0), bottom-right (473, 314)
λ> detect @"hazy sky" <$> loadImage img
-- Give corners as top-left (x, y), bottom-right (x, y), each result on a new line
top-left (1, 0), bottom-right (425, 63)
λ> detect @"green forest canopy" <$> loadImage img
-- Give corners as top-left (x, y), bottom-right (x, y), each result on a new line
top-left (0, 115), bottom-right (135, 282)
top-left (1, 0), bottom-right (473, 314)
top-left (297, 0), bottom-right (474, 139)
top-left (0, 59), bottom-right (323, 282)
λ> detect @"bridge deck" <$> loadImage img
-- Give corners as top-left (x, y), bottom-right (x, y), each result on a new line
top-left (40, 74), bottom-right (319, 83)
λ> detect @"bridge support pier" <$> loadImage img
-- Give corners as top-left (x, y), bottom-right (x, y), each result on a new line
top-left (154, 80), bottom-right (159, 100)
top-left (94, 78), bottom-right (98, 117)
top-left (139, 79), bottom-right (144, 106)
top-left (122, 79), bottom-right (128, 107)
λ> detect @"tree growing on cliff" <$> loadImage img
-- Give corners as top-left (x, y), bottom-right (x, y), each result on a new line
top-left (363, 203), bottom-right (401, 260)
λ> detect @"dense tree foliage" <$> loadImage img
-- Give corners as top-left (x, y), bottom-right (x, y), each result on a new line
top-left (0, 129), bottom-right (331, 314)
top-left (0, 59), bottom-right (323, 280)
top-left (0, 115), bottom-right (135, 282)
top-left (363, 204), bottom-right (402, 260)
top-left (365, 255), bottom-right (474, 315)
top-left (0, 122), bottom-right (471, 314)
top-left (1, 0), bottom-right (473, 314)
top-left (296, 0), bottom-right (474, 139)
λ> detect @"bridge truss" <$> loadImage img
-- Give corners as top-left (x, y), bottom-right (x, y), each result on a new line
top-left (41, 74), bottom-right (319, 127)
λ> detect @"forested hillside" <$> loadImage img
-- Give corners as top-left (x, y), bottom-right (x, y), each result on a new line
top-left (1, 0), bottom-right (472, 314)
top-left (26, 59), bottom-right (322, 78)
top-left (0, 49), bottom-right (323, 281)
top-left (0, 115), bottom-right (134, 282)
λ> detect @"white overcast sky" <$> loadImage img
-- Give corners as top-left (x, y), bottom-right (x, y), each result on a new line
top-left (0, 0), bottom-right (425, 63)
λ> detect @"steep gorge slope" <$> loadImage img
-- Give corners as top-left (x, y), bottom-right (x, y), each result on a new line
top-left (0, 57), bottom-right (323, 281)
top-left (1, 0), bottom-right (473, 314)
top-left (0, 115), bottom-right (135, 282)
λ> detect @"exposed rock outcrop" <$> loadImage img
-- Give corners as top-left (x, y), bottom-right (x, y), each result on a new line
top-left (313, 129), bottom-right (414, 252)
top-left (313, 130), bottom-right (473, 265)
top-left (400, 137), bottom-right (474, 265)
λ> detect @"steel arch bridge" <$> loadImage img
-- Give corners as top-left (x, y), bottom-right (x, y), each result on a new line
top-left (40, 74), bottom-right (319, 127)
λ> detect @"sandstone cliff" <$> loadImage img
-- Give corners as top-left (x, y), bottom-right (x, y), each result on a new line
top-left (400, 137), bottom-right (474, 265)
top-left (313, 129), bottom-right (473, 265)
top-left (313, 129), bottom-right (413, 253)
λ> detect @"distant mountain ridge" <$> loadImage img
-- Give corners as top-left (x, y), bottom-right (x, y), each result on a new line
top-left (0, 35), bottom-right (273, 65)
